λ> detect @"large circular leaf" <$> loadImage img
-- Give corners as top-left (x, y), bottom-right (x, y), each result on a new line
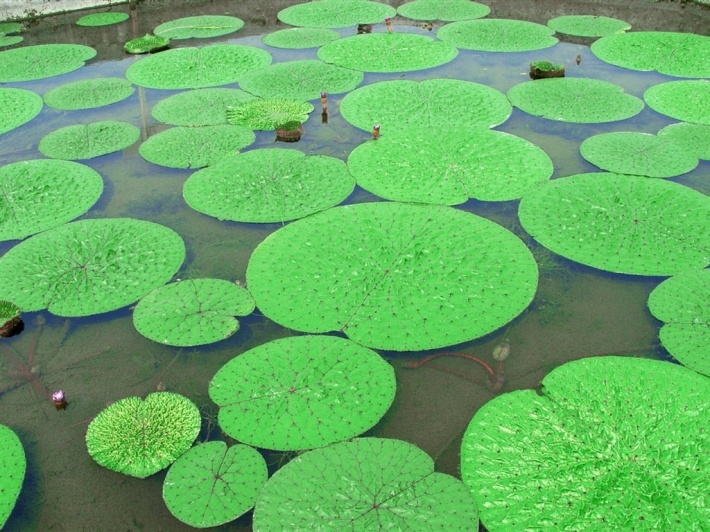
top-left (397, 0), bottom-right (490, 22)
top-left (262, 27), bottom-right (340, 49)
top-left (154, 15), bottom-right (244, 39)
top-left (644, 80), bottom-right (710, 126)
top-left (209, 335), bottom-right (396, 451)
top-left (76, 12), bottom-right (129, 27)
top-left (437, 18), bottom-right (558, 52)
top-left (0, 87), bottom-right (43, 135)
top-left (151, 88), bottom-right (257, 126)
top-left (43, 78), bottom-right (135, 111)
top-left (657, 122), bottom-right (710, 161)
top-left (0, 44), bottom-right (96, 82)
top-left (547, 15), bottom-right (630, 37)
top-left (38, 120), bottom-right (140, 160)
top-left (277, 0), bottom-right (396, 28)
top-left (246, 202), bottom-right (538, 351)
top-left (225, 99), bottom-right (313, 130)
top-left (0, 424), bottom-right (25, 529)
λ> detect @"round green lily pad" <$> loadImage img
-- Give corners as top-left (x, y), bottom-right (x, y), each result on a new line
top-left (657, 122), bottom-right (710, 160)
top-left (125, 44), bottom-right (272, 90)
top-left (591, 31), bottom-right (710, 78)
top-left (154, 15), bottom-right (244, 40)
top-left (163, 441), bottom-right (267, 528)
top-left (644, 80), bottom-right (710, 126)
top-left (133, 278), bottom-right (255, 346)
top-left (518, 173), bottom-right (710, 276)
top-left (183, 149), bottom-right (355, 223)
top-left (76, 12), bottom-right (129, 27)
top-left (0, 44), bottom-right (96, 82)
top-left (317, 33), bottom-right (458, 73)
top-left (0, 87), bottom-right (43, 135)
top-left (461, 356), bottom-right (710, 531)
top-left (262, 27), bottom-right (340, 49)
top-left (340, 78), bottom-right (511, 133)
top-left (237, 59), bottom-right (363, 101)
top-left (246, 202), bottom-right (538, 351)
top-left (39, 120), bottom-right (140, 160)
top-left (43, 78), bottom-right (135, 111)
top-left (0, 424), bottom-right (25, 529)
top-left (0, 23), bottom-right (22, 34)
top-left (253, 438), bottom-right (478, 530)
top-left (507, 77), bottom-right (644, 123)
top-left (0, 35), bottom-right (22, 47)
top-left (648, 269), bottom-right (710, 377)
top-left (86, 392), bottom-right (200, 479)
top-left (209, 335), bottom-right (396, 451)
top-left (139, 125), bottom-right (255, 169)
top-left (0, 159), bottom-right (103, 242)
top-left (580, 131), bottom-right (698, 178)
top-left (124, 34), bottom-right (170, 54)
top-left (397, 0), bottom-right (490, 22)
top-left (347, 126), bottom-right (553, 204)
top-left (151, 88), bottom-right (257, 126)
top-left (277, 0), bottom-right (396, 28)
top-left (0, 218), bottom-right (185, 316)
top-left (437, 18), bottom-right (558, 52)
top-left (547, 15), bottom-right (630, 37)
top-left (226, 99), bottom-right (313, 130)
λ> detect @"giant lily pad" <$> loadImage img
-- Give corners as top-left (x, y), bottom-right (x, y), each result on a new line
top-left (183, 149), bottom-right (355, 223)
top-left (397, 0), bottom-right (490, 22)
top-left (43, 78), bottom-right (135, 111)
top-left (262, 27), bottom-right (340, 49)
top-left (124, 34), bottom-right (170, 54)
top-left (209, 335), bottom-right (396, 450)
top-left (657, 122), bottom-right (710, 160)
top-left (151, 88), bottom-right (257, 126)
top-left (518, 173), bottom-right (710, 276)
top-left (0, 218), bottom-right (185, 316)
top-left (644, 80), bottom-right (710, 126)
top-left (154, 15), bottom-right (244, 39)
top-left (437, 19), bottom-right (558, 52)
top-left (317, 33), bottom-right (458, 73)
top-left (163, 441), bottom-right (267, 528)
top-left (0, 159), bottom-right (103, 242)
top-left (133, 278), bottom-right (255, 346)
top-left (547, 15), bottom-right (630, 37)
top-left (246, 202), bottom-right (538, 351)
top-left (39, 120), bottom-right (140, 160)
top-left (507, 77), bottom-right (644, 123)
top-left (86, 392), bottom-right (200, 479)
top-left (340, 78), bottom-right (511, 133)
top-left (253, 438), bottom-right (478, 530)
top-left (648, 269), bottom-right (710, 377)
top-left (125, 44), bottom-right (272, 90)
top-left (347, 126), bottom-right (553, 204)
top-left (0, 88), bottom-right (43, 135)
top-left (76, 12), bottom-right (129, 27)
top-left (0, 424), bottom-right (25, 529)
top-left (0, 44), bottom-right (96, 82)
top-left (277, 0), bottom-right (396, 28)
top-left (225, 99), bottom-right (313, 130)
top-left (461, 356), bottom-right (710, 531)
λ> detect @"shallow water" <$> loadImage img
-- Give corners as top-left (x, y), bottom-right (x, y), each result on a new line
top-left (0, 1), bottom-right (708, 530)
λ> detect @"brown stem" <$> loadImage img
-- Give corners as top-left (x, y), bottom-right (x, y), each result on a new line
top-left (405, 352), bottom-right (495, 376)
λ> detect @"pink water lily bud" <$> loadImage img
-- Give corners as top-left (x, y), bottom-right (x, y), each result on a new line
top-left (52, 389), bottom-right (68, 410)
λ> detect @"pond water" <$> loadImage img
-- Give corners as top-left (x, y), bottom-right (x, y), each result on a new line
top-left (0, 0), bottom-right (708, 530)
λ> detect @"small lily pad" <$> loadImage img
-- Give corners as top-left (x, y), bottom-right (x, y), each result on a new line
top-left (39, 120), bottom-right (140, 160)
top-left (0, 88), bottom-right (43, 135)
top-left (226, 99), bottom-right (313, 130)
top-left (0, 23), bottom-right (22, 34)
top-left (151, 88), bottom-right (257, 126)
top-left (437, 18), bottom-right (558, 52)
top-left (397, 0), bottom-right (490, 22)
top-left (277, 0), bottom-right (396, 28)
top-left (657, 122), bottom-right (710, 160)
top-left (0, 44), bottom-right (96, 82)
top-left (43, 78), bottom-right (135, 110)
top-left (644, 80), bottom-right (710, 126)
top-left (124, 34), bottom-right (170, 54)
top-left (262, 27), bottom-right (340, 49)
top-left (0, 35), bottom-right (22, 48)
top-left (0, 424), bottom-right (25, 529)
top-left (154, 15), bottom-right (244, 40)
top-left (547, 15), bottom-right (630, 37)
top-left (76, 12), bottom-right (129, 27)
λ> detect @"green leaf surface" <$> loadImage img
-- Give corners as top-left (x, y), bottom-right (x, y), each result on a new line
top-left (277, 0), bottom-right (396, 28)
top-left (437, 18), bottom-right (558, 52)
top-left (644, 80), bottom-right (710, 126)
top-left (657, 122), bottom-right (710, 160)
top-left (507, 77), bottom-right (644, 124)
top-left (0, 218), bottom-right (185, 316)
top-left (461, 356), bottom-right (710, 531)
top-left (397, 0), bottom-right (490, 22)
top-left (347, 126), bottom-right (553, 203)
top-left (76, 12), bottom-right (129, 27)
top-left (209, 336), bottom-right (396, 451)
top-left (518, 173), bottom-right (710, 276)
top-left (86, 392), bottom-right (200, 479)
top-left (253, 438), bottom-right (478, 530)
top-left (152, 88), bottom-right (257, 126)
top-left (133, 279), bottom-right (255, 346)
top-left (547, 15), bottom-right (630, 37)
top-left (0, 424), bottom-right (25, 529)
top-left (154, 15), bottom-right (244, 39)
top-left (183, 149), bottom-right (355, 223)
top-left (0, 44), bottom-right (96, 82)
top-left (38, 120), bottom-right (140, 160)
top-left (163, 441), bottom-right (267, 528)
top-left (0, 35), bottom-right (23, 47)
top-left (246, 202), bottom-right (538, 351)
top-left (0, 159), bottom-right (103, 242)
top-left (225, 99), bottom-right (313, 130)
top-left (0, 23), bottom-right (22, 34)
top-left (262, 27), bottom-right (340, 49)
top-left (43, 77), bottom-right (135, 110)
top-left (317, 33), bottom-right (458, 72)
top-left (0, 87), bottom-right (43, 135)
top-left (124, 34), bottom-right (170, 54)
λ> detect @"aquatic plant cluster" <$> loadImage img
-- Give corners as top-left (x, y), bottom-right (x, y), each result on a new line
top-left (1, 0), bottom-right (709, 529)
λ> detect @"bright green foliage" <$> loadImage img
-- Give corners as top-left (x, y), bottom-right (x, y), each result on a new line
top-left (0, 88), bottom-right (42, 135)
top-left (347, 126), bottom-right (553, 203)
top-left (657, 122), bottom-right (710, 160)
top-left (163, 441), bottom-right (267, 528)
top-left (0, 44), bottom-right (96, 82)
top-left (225, 99), bottom-right (313, 130)
top-left (397, 0), bottom-right (490, 21)
top-left (340, 78), bottom-right (511, 133)
top-left (39, 120), bottom-right (140, 160)
top-left (0, 424), bottom-right (25, 529)
top-left (43, 78), bottom-right (135, 110)
top-left (124, 34), bottom-right (170, 54)
top-left (183, 149), bottom-right (354, 223)
top-left (437, 18), bottom-right (558, 52)
top-left (76, 12), bottom-right (129, 26)
top-left (277, 0), bottom-right (396, 28)
top-left (0, 159), bottom-right (103, 241)
top-left (253, 438), bottom-right (478, 530)
top-left (648, 269), bottom-right (710, 377)
top-left (0, 218), bottom-right (185, 316)
top-left (644, 80), bottom-right (710, 126)
top-left (154, 15), bottom-right (244, 39)
top-left (547, 15), bottom-right (630, 37)
top-left (0, 300), bottom-right (20, 324)
top-left (209, 336), bottom-right (396, 450)
top-left (0, 23), bottom-right (22, 34)
top-left (0, 35), bottom-right (22, 47)
top-left (518, 173), bottom-right (710, 276)
top-left (86, 392), bottom-right (200, 479)
top-left (152, 88), bottom-right (257, 126)
top-left (318, 33), bottom-right (458, 73)
top-left (530, 60), bottom-right (563, 71)
top-left (461, 356), bottom-right (710, 531)
top-left (133, 279), bottom-right (255, 346)
top-left (262, 27), bottom-right (340, 49)
top-left (246, 202), bottom-right (538, 351)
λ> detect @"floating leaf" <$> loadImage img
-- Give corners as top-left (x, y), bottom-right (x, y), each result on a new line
top-left (0, 218), bottom-right (185, 316)
top-left (209, 336), bottom-right (396, 450)
top-left (347, 126), bottom-right (553, 203)
top-left (0, 44), bottom-right (96, 82)
top-left (547, 15), bottom-right (630, 37)
top-left (644, 80), bottom-right (710, 126)
top-left (39, 120), bottom-right (140, 160)
top-left (163, 441), bottom-right (267, 528)
top-left (507, 77), bottom-right (644, 123)
top-left (657, 122), bottom-right (710, 160)
top-left (43, 78), bottom-right (135, 110)
top-left (154, 15), bottom-right (244, 39)
top-left (0, 87), bottom-right (43, 135)
top-left (225, 99), bottom-right (313, 130)
top-left (246, 202), bottom-right (538, 351)
top-left (253, 438), bottom-right (478, 530)
top-left (86, 392), bottom-right (200, 479)
top-left (277, 0), bottom-right (396, 28)
top-left (183, 149), bottom-right (355, 223)
top-left (262, 27), bottom-right (340, 49)
top-left (133, 279), bottom-right (255, 346)
top-left (124, 34), bottom-right (170, 54)
top-left (437, 18), bottom-right (558, 52)
top-left (151, 88), bottom-right (257, 126)
top-left (397, 0), bottom-right (490, 22)
top-left (518, 173), bottom-right (710, 276)
top-left (0, 424), bottom-right (25, 529)
top-left (0, 159), bottom-right (103, 242)
top-left (76, 12), bottom-right (129, 27)
top-left (0, 23), bottom-right (22, 34)
top-left (461, 356), bottom-right (710, 531)
top-left (0, 35), bottom-right (22, 47)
